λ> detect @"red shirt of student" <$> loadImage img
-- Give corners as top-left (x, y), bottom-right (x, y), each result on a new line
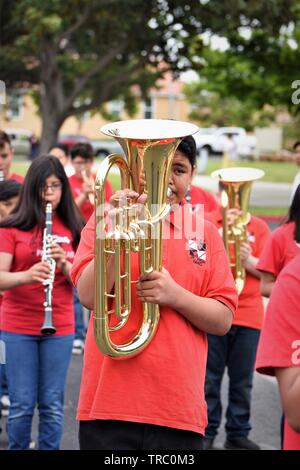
top-left (189, 185), bottom-right (219, 215)
top-left (256, 254), bottom-right (300, 450)
top-left (71, 209), bottom-right (238, 435)
top-left (206, 208), bottom-right (270, 330)
top-left (257, 221), bottom-right (300, 276)
top-left (9, 173), bottom-right (24, 184)
top-left (69, 174), bottom-right (113, 223)
top-left (0, 215), bottom-right (75, 335)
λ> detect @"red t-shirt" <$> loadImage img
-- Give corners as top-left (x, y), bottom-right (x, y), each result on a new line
top-left (189, 185), bottom-right (219, 215)
top-left (69, 174), bottom-right (113, 223)
top-left (255, 254), bottom-right (300, 450)
top-left (9, 173), bottom-right (24, 184)
top-left (0, 216), bottom-right (75, 335)
top-left (206, 208), bottom-right (270, 329)
top-left (257, 221), bottom-right (300, 276)
top-left (284, 420), bottom-right (300, 450)
top-left (71, 209), bottom-right (237, 435)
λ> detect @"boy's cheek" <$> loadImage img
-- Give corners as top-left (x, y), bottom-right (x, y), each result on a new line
top-left (0, 202), bottom-right (12, 218)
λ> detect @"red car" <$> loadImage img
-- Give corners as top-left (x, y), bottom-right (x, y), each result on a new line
top-left (58, 134), bottom-right (91, 152)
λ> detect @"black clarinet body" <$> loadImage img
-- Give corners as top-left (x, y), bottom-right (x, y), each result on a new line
top-left (41, 202), bottom-right (56, 335)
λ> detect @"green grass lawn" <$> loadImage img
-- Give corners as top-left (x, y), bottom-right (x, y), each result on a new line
top-left (11, 158), bottom-right (297, 184)
top-left (250, 206), bottom-right (286, 217)
top-left (204, 159), bottom-right (296, 183)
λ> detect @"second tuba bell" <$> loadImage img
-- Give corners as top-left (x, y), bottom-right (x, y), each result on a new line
top-left (211, 167), bottom-right (264, 295)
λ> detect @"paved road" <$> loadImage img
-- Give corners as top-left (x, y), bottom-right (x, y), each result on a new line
top-left (0, 353), bottom-right (281, 450)
top-left (193, 175), bottom-right (292, 208)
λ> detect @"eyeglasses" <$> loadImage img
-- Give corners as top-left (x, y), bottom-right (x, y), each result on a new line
top-left (73, 160), bottom-right (92, 166)
top-left (43, 182), bottom-right (63, 192)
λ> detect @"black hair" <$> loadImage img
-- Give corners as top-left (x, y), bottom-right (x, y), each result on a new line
top-left (0, 130), bottom-right (12, 149)
top-left (70, 142), bottom-right (94, 160)
top-left (0, 180), bottom-right (21, 201)
top-left (293, 140), bottom-right (300, 150)
top-left (49, 142), bottom-right (69, 156)
top-left (287, 183), bottom-right (300, 243)
top-left (0, 155), bottom-right (84, 248)
top-left (177, 135), bottom-right (196, 169)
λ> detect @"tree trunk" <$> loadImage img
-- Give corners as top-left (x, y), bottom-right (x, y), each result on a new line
top-left (39, 77), bottom-right (65, 154)
top-left (39, 112), bottom-right (62, 154)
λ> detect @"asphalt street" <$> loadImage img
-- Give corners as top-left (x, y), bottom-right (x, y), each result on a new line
top-left (0, 352), bottom-right (281, 451)
top-left (193, 175), bottom-right (292, 208)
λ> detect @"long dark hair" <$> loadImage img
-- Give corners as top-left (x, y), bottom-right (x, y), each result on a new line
top-left (287, 183), bottom-right (300, 243)
top-left (0, 155), bottom-right (84, 248)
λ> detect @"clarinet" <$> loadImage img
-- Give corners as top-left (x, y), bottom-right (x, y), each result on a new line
top-left (0, 170), bottom-right (4, 182)
top-left (41, 202), bottom-right (56, 335)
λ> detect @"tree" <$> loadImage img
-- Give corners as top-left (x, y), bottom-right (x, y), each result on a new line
top-left (185, 0), bottom-right (300, 128)
top-left (1, 1), bottom-right (298, 151)
top-left (0, 0), bottom-right (202, 152)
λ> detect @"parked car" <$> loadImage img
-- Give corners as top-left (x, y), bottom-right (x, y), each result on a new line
top-left (4, 127), bottom-right (32, 157)
top-left (91, 138), bottom-right (124, 158)
top-left (193, 127), bottom-right (257, 159)
top-left (58, 134), bottom-right (91, 152)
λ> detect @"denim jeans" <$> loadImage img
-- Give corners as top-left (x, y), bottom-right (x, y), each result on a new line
top-left (73, 288), bottom-right (85, 341)
top-left (2, 331), bottom-right (73, 450)
top-left (0, 331), bottom-right (8, 415)
top-left (205, 325), bottom-right (260, 439)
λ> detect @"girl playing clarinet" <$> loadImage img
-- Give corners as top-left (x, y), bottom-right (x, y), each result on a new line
top-left (0, 155), bottom-right (83, 450)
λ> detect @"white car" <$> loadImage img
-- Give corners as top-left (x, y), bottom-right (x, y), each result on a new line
top-left (194, 127), bottom-right (257, 159)
top-left (91, 138), bottom-right (124, 158)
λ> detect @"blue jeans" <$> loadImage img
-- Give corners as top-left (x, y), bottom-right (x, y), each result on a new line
top-left (73, 288), bottom-right (85, 341)
top-left (2, 331), bottom-right (73, 450)
top-left (0, 331), bottom-right (8, 416)
top-left (205, 326), bottom-right (260, 439)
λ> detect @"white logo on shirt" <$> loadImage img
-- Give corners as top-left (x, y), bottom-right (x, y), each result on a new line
top-left (291, 339), bottom-right (300, 365)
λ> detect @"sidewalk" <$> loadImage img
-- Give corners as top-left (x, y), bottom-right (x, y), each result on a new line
top-left (193, 175), bottom-right (292, 208)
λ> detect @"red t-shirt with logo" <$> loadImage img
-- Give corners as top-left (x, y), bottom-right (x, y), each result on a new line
top-left (69, 174), bottom-right (112, 223)
top-left (257, 221), bottom-right (300, 276)
top-left (206, 208), bottom-right (270, 330)
top-left (70, 208), bottom-right (238, 435)
top-left (256, 254), bottom-right (300, 449)
top-left (9, 173), bottom-right (24, 184)
top-left (0, 216), bottom-right (75, 335)
top-left (189, 185), bottom-right (219, 215)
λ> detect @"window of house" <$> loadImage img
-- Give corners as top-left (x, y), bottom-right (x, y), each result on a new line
top-left (8, 93), bottom-right (23, 120)
top-left (143, 98), bottom-right (153, 119)
top-left (107, 100), bottom-right (124, 120)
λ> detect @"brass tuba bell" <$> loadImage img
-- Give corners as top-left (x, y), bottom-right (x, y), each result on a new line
top-left (211, 167), bottom-right (264, 295)
top-left (94, 119), bottom-right (198, 359)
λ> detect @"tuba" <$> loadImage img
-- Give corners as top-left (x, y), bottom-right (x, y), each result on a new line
top-left (94, 119), bottom-right (198, 359)
top-left (211, 167), bottom-right (264, 295)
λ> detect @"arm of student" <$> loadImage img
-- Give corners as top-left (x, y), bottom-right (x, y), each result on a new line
top-left (75, 191), bottom-right (87, 209)
top-left (137, 268), bottom-right (232, 335)
top-left (243, 255), bottom-right (262, 278)
top-left (275, 366), bottom-right (300, 433)
top-left (77, 254), bottom-right (116, 310)
top-left (0, 252), bottom-right (50, 289)
top-left (260, 271), bottom-right (276, 298)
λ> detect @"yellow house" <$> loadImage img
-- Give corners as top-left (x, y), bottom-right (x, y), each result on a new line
top-left (0, 73), bottom-right (191, 140)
